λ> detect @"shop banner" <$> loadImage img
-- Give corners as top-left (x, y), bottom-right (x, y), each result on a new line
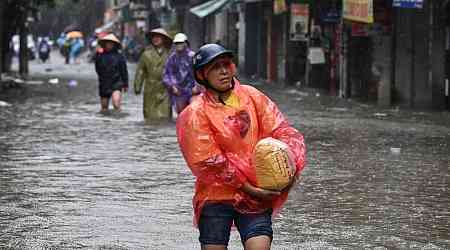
top-left (393, 0), bottom-right (423, 9)
top-left (343, 0), bottom-right (374, 23)
top-left (290, 3), bottom-right (309, 41)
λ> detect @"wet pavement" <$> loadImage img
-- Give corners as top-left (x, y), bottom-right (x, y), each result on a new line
top-left (0, 53), bottom-right (449, 249)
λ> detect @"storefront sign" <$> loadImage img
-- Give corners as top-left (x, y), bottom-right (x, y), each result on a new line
top-left (290, 3), bottom-right (309, 41)
top-left (393, 0), bottom-right (423, 9)
top-left (274, 0), bottom-right (287, 15)
top-left (308, 47), bottom-right (326, 64)
top-left (321, 9), bottom-right (340, 24)
top-left (343, 0), bottom-right (374, 23)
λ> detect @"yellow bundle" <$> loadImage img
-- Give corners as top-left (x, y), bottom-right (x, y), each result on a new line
top-left (254, 138), bottom-right (295, 191)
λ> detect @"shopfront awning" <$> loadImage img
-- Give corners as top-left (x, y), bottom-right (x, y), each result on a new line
top-left (189, 0), bottom-right (231, 18)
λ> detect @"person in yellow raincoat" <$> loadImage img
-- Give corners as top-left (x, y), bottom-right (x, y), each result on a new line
top-left (176, 44), bottom-right (306, 250)
top-left (134, 28), bottom-right (172, 121)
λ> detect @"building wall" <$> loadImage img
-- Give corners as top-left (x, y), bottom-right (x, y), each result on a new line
top-left (215, 12), bottom-right (227, 44)
top-left (244, 3), bottom-right (259, 76)
top-left (238, 3), bottom-right (246, 73)
top-left (394, 0), bottom-right (446, 109)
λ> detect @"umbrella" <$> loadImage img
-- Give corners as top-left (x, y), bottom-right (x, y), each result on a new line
top-left (63, 24), bottom-right (80, 33)
top-left (67, 31), bottom-right (83, 39)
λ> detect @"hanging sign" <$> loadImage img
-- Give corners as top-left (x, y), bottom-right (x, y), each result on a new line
top-left (308, 47), bottom-right (326, 64)
top-left (393, 0), bottom-right (423, 9)
top-left (343, 0), bottom-right (374, 23)
top-left (290, 3), bottom-right (309, 41)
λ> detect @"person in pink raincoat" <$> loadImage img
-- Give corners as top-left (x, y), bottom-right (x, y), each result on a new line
top-left (176, 44), bottom-right (306, 250)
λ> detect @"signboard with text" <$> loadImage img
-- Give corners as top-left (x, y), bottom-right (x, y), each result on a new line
top-left (290, 3), bottom-right (309, 41)
top-left (343, 0), bottom-right (374, 23)
top-left (393, 0), bottom-right (423, 9)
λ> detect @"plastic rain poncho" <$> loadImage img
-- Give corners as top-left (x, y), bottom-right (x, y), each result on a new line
top-left (176, 79), bottom-right (306, 225)
top-left (134, 47), bottom-right (171, 121)
top-left (162, 48), bottom-right (196, 106)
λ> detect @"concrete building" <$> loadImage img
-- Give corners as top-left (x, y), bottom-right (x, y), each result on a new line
top-left (158, 0), bottom-right (450, 110)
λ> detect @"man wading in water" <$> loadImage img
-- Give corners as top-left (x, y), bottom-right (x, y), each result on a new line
top-left (177, 44), bottom-right (306, 250)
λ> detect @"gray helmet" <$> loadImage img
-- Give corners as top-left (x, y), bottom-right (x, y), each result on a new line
top-left (193, 43), bottom-right (233, 72)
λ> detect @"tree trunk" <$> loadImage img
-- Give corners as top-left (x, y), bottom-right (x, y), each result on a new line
top-left (19, 14), bottom-right (29, 77)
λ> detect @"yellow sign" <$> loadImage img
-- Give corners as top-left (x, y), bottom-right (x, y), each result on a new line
top-left (273, 0), bottom-right (287, 15)
top-left (343, 0), bottom-right (374, 23)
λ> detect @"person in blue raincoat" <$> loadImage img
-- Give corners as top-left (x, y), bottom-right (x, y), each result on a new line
top-left (70, 37), bottom-right (84, 64)
top-left (162, 33), bottom-right (200, 115)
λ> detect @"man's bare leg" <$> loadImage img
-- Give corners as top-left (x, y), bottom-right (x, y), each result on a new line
top-left (100, 97), bottom-right (109, 112)
top-left (244, 235), bottom-right (271, 250)
top-left (111, 90), bottom-right (122, 111)
top-left (201, 244), bottom-right (227, 250)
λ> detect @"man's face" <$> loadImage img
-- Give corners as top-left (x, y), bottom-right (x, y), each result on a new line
top-left (105, 41), bottom-right (114, 51)
top-left (175, 42), bottom-right (186, 52)
top-left (152, 35), bottom-right (163, 47)
top-left (204, 56), bottom-right (234, 92)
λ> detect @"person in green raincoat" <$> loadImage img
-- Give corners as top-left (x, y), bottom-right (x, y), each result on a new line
top-left (134, 28), bottom-right (173, 121)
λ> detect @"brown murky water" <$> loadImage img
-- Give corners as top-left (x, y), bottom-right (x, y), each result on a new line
top-left (0, 58), bottom-right (449, 249)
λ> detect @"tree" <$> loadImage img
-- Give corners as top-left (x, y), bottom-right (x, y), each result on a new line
top-left (0, 0), bottom-right (80, 77)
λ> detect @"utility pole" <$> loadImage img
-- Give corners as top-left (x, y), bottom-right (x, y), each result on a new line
top-left (146, 0), bottom-right (160, 30)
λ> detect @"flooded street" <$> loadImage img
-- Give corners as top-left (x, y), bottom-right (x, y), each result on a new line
top-left (0, 55), bottom-right (449, 249)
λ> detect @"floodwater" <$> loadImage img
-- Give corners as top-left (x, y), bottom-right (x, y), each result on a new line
top-left (0, 56), bottom-right (449, 249)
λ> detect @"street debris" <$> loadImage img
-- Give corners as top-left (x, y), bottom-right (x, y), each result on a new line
top-left (0, 100), bottom-right (12, 107)
top-left (68, 80), bottom-right (78, 87)
top-left (374, 113), bottom-right (388, 118)
top-left (48, 78), bottom-right (59, 84)
top-left (329, 107), bottom-right (349, 112)
top-left (26, 80), bottom-right (44, 85)
top-left (390, 147), bottom-right (401, 154)
top-left (286, 89), bottom-right (309, 96)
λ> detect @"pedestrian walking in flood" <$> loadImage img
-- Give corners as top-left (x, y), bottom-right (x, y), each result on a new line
top-left (38, 37), bottom-right (51, 63)
top-left (94, 34), bottom-right (129, 112)
top-left (133, 28), bottom-right (172, 122)
top-left (176, 44), bottom-right (306, 250)
top-left (162, 33), bottom-right (200, 115)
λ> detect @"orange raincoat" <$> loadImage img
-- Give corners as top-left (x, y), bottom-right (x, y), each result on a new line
top-left (176, 79), bottom-right (306, 225)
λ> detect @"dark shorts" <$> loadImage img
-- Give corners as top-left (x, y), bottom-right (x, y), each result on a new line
top-left (99, 82), bottom-right (123, 98)
top-left (198, 203), bottom-right (273, 246)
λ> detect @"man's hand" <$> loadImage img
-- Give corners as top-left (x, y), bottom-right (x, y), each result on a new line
top-left (172, 86), bottom-right (180, 96)
top-left (240, 182), bottom-right (280, 200)
top-left (192, 85), bottom-right (201, 95)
